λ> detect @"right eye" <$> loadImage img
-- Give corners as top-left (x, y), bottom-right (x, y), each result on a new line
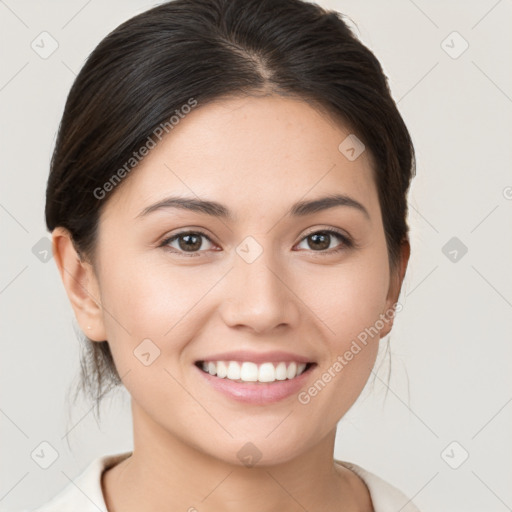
top-left (160, 230), bottom-right (217, 257)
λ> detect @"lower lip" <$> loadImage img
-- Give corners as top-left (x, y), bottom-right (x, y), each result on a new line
top-left (195, 364), bottom-right (315, 405)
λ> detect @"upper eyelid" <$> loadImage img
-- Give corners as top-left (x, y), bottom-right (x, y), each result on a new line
top-left (163, 230), bottom-right (215, 245)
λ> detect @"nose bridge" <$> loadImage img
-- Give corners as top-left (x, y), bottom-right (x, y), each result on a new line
top-left (220, 235), bottom-right (299, 333)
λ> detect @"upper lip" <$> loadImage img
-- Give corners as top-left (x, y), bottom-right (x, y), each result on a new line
top-left (197, 350), bottom-right (314, 364)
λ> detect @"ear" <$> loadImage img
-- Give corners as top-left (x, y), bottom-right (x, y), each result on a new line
top-left (380, 239), bottom-right (410, 338)
top-left (51, 227), bottom-right (107, 342)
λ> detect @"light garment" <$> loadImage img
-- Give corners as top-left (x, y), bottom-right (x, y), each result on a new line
top-left (23, 451), bottom-right (421, 512)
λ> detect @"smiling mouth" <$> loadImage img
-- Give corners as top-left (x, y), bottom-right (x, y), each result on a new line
top-left (195, 360), bottom-right (316, 384)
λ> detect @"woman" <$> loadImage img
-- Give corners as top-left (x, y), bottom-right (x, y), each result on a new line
top-left (37, 0), bottom-right (419, 510)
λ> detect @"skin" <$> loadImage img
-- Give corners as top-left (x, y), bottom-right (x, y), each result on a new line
top-left (53, 94), bottom-right (410, 512)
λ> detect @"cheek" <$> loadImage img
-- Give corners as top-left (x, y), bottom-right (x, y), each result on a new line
top-left (96, 258), bottom-right (211, 410)
top-left (97, 253), bottom-right (220, 364)
top-left (298, 246), bottom-right (390, 418)
top-left (316, 247), bottom-right (391, 349)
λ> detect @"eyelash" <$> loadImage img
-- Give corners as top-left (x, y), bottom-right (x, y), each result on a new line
top-left (159, 228), bottom-right (354, 258)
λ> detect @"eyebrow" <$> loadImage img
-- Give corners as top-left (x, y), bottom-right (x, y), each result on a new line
top-left (135, 193), bottom-right (370, 221)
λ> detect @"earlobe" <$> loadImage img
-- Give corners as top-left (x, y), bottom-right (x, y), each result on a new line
top-left (380, 239), bottom-right (411, 338)
top-left (51, 227), bottom-right (107, 342)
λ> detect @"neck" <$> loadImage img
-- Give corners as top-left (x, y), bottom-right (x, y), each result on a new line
top-left (101, 400), bottom-right (370, 512)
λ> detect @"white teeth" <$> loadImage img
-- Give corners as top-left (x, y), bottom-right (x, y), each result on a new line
top-left (217, 361), bottom-right (228, 378)
top-left (227, 361), bottom-right (241, 380)
top-left (240, 362), bottom-right (258, 382)
top-left (199, 360), bottom-right (310, 383)
top-left (258, 362), bottom-right (275, 382)
top-left (275, 362), bottom-right (287, 380)
top-left (286, 362), bottom-right (297, 379)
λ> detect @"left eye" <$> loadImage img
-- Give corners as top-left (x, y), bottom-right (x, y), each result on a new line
top-left (296, 230), bottom-right (350, 253)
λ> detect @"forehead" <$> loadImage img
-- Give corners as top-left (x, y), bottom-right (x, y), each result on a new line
top-left (102, 94), bottom-right (379, 223)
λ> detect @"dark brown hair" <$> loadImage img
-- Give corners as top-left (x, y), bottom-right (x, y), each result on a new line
top-left (46, 0), bottom-right (415, 417)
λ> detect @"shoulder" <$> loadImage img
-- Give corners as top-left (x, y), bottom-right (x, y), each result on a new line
top-left (335, 459), bottom-right (422, 512)
top-left (27, 452), bottom-right (132, 512)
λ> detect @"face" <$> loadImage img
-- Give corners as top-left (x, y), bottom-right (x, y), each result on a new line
top-left (56, 94), bottom-right (408, 466)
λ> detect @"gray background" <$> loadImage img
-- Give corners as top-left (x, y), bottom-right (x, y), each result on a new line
top-left (1, 0), bottom-right (511, 510)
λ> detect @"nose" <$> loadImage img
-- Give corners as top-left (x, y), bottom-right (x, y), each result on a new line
top-left (218, 247), bottom-right (301, 335)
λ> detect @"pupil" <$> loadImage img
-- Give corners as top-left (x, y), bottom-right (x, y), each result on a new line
top-left (180, 234), bottom-right (201, 251)
top-left (310, 232), bottom-right (329, 250)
